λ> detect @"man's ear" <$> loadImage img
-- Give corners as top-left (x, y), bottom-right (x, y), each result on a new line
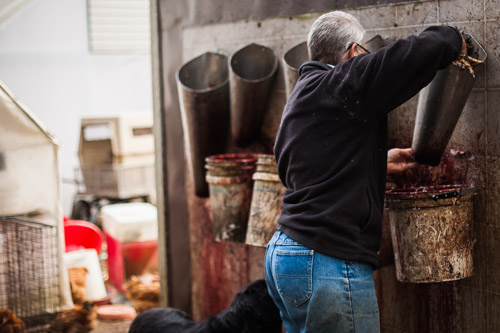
top-left (342, 43), bottom-right (357, 61)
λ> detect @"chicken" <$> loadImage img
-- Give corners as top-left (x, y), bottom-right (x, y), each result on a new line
top-left (452, 37), bottom-right (484, 78)
top-left (47, 301), bottom-right (97, 333)
top-left (68, 267), bottom-right (88, 304)
top-left (452, 56), bottom-right (482, 77)
top-left (126, 274), bottom-right (160, 314)
top-left (0, 309), bottom-right (25, 333)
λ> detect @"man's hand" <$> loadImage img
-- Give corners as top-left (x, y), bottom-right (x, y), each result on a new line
top-left (387, 148), bottom-right (417, 174)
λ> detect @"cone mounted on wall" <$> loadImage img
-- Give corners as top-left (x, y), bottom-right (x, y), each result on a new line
top-left (229, 43), bottom-right (278, 147)
top-left (176, 52), bottom-right (230, 197)
top-left (412, 33), bottom-right (487, 166)
top-left (283, 41), bottom-right (308, 99)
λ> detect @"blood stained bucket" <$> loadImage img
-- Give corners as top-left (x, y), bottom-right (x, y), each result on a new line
top-left (205, 154), bottom-right (257, 242)
top-left (385, 185), bottom-right (475, 283)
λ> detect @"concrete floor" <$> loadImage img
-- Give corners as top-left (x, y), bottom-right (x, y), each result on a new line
top-left (94, 319), bottom-right (133, 332)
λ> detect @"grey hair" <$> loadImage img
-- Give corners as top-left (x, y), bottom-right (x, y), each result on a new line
top-left (307, 11), bottom-right (365, 65)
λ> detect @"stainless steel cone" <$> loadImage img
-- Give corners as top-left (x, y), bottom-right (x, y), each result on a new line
top-left (176, 52), bottom-right (230, 197)
top-left (229, 43), bottom-right (278, 146)
top-left (283, 41), bottom-right (308, 98)
top-left (412, 66), bottom-right (475, 165)
top-left (366, 35), bottom-right (389, 52)
top-left (412, 33), bottom-right (487, 166)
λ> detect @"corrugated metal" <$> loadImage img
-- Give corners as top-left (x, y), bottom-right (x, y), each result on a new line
top-left (87, 0), bottom-right (151, 54)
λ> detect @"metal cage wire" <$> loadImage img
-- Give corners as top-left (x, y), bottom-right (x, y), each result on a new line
top-left (0, 216), bottom-right (61, 330)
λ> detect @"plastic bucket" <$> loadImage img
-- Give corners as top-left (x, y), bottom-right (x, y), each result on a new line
top-left (283, 41), bottom-right (308, 98)
top-left (205, 154), bottom-right (257, 242)
top-left (176, 52), bottom-right (230, 197)
top-left (245, 155), bottom-right (285, 247)
top-left (229, 44), bottom-right (278, 146)
top-left (64, 249), bottom-right (107, 301)
top-left (385, 185), bottom-right (475, 283)
top-left (63, 219), bottom-right (103, 254)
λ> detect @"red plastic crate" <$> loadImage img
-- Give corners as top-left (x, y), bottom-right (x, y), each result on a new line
top-left (105, 232), bottom-right (158, 292)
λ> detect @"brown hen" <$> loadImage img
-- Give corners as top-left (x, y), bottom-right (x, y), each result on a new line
top-left (47, 301), bottom-right (97, 333)
top-left (0, 309), bottom-right (25, 333)
top-left (68, 267), bottom-right (88, 304)
top-left (126, 274), bottom-right (160, 313)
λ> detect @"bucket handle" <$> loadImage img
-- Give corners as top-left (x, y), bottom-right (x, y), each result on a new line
top-left (463, 32), bottom-right (487, 63)
top-left (431, 187), bottom-right (475, 201)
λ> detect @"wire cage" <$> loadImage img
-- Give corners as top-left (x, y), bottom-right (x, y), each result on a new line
top-left (0, 216), bottom-right (61, 331)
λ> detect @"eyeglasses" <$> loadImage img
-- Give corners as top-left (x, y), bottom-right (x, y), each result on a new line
top-left (346, 42), bottom-right (371, 54)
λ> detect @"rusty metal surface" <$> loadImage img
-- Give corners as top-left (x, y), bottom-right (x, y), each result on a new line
top-left (283, 41), bottom-right (308, 98)
top-left (386, 188), bottom-right (475, 283)
top-left (374, 266), bottom-right (462, 332)
top-left (177, 52), bottom-right (230, 197)
top-left (185, 192), bottom-right (250, 320)
top-left (187, 189), bottom-right (267, 321)
top-left (229, 44), bottom-right (278, 146)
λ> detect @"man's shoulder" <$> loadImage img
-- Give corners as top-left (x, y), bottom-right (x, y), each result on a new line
top-left (299, 61), bottom-right (333, 75)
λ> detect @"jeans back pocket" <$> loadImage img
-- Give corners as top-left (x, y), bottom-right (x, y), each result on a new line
top-left (274, 249), bottom-right (313, 306)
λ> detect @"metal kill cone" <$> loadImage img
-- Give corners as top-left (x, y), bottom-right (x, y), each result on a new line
top-left (365, 34), bottom-right (393, 53)
top-left (229, 43), bottom-right (278, 147)
top-left (283, 41), bottom-right (308, 99)
top-left (176, 52), bottom-right (230, 197)
top-left (412, 65), bottom-right (475, 166)
top-left (412, 32), bottom-right (487, 166)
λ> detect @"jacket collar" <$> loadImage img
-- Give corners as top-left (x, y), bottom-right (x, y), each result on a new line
top-left (299, 61), bottom-right (334, 75)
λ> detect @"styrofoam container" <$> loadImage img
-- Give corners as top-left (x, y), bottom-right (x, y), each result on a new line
top-left (101, 202), bottom-right (158, 243)
top-left (64, 249), bottom-right (107, 301)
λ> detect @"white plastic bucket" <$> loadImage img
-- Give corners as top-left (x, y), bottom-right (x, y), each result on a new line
top-left (64, 249), bottom-right (107, 301)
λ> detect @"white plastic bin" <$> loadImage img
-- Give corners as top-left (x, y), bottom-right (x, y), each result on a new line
top-left (64, 249), bottom-right (107, 301)
top-left (101, 202), bottom-right (158, 291)
top-left (101, 202), bottom-right (158, 243)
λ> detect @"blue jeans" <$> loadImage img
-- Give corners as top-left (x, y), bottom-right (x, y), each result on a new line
top-left (265, 230), bottom-right (380, 333)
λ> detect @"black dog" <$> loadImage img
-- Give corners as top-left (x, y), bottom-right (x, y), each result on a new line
top-left (128, 279), bottom-right (282, 333)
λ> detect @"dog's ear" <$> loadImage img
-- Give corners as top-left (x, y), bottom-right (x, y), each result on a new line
top-left (240, 280), bottom-right (267, 297)
top-left (231, 280), bottom-right (266, 306)
top-left (230, 280), bottom-right (274, 318)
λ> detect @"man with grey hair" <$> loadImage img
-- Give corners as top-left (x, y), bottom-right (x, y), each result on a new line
top-left (308, 11), bottom-right (366, 65)
top-left (265, 10), bottom-right (465, 333)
